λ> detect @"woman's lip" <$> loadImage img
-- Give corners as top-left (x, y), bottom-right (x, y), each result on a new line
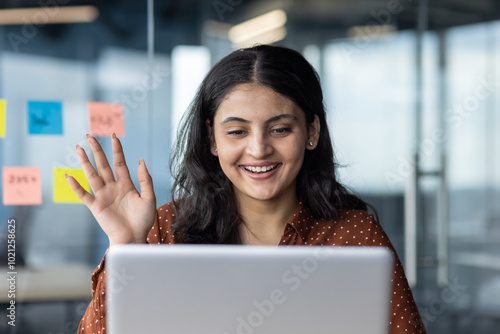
top-left (239, 162), bottom-right (280, 168)
top-left (239, 163), bottom-right (282, 180)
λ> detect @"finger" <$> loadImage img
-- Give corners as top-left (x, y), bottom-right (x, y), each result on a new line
top-left (112, 134), bottom-right (132, 181)
top-left (76, 144), bottom-right (105, 192)
top-left (86, 134), bottom-right (116, 183)
top-left (65, 174), bottom-right (94, 208)
top-left (137, 159), bottom-right (156, 203)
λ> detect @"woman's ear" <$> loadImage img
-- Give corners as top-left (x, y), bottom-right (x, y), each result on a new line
top-left (306, 114), bottom-right (320, 150)
top-left (206, 120), bottom-right (218, 156)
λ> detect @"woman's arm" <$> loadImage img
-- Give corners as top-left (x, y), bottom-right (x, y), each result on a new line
top-left (67, 134), bottom-right (157, 334)
top-left (78, 257), bottom-right (107, 334)
top-left (367, 219), bottom-right (427, 334)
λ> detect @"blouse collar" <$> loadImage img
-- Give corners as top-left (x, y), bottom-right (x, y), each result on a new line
top-left (283, 201), bottom-right (316, 244)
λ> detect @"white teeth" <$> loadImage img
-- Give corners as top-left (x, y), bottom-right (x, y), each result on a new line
top-left (244, 165), bottom-right (278, 174)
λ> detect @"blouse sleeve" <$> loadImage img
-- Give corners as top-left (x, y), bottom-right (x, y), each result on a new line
top-left (78, 211), bottom-right (163, 334)
top-left (367, 219), bottom-right (427, 334)
top-left (77, 255), bottom-right (107, 334)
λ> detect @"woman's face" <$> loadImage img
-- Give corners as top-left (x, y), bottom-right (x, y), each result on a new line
top-left (210, 84), bottom-right (319, 204)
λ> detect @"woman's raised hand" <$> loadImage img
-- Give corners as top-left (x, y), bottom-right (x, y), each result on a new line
top-left (66, 134), bottom-right (157, 246)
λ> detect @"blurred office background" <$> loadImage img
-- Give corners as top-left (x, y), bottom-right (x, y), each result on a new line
top-left (0, 0), bottom-right (499, 333)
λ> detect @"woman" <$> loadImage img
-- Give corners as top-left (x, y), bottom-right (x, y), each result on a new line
top-left (68, 45), bottom-right (426, 333)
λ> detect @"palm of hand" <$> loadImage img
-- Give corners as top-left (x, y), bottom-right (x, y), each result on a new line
top-left (66, 134), bottom-right (156, 246)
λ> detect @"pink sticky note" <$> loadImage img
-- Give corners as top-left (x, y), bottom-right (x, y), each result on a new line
top-left (88, 102), bottom-right (125, 136)
top-left (2, 167), bottom-right (42, 205)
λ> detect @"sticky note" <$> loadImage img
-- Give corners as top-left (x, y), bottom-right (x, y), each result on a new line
top-left (0, 99), bottom-right (5, 137)
top-left (88, 102), bottom-right (125, 137)
top-left (2, 167), bottom-right (42, 205)
top-left (54, 168), bottom-right (90, 204)
top-left (27, 100), bottom-right (63, 135)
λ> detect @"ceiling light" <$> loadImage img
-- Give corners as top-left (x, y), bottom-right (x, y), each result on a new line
top-left (347, 24), bottom-right (397, 39)
top-left (232, 26), bottom-right (287, 49)
top-left (228, 9), bottom-right (287, 46)
top-left (0, 5), bottom-right (99, 26)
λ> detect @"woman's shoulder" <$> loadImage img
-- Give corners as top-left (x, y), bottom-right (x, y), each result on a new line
top-left (328, 208), bottom-right (391, 247)
top-left (329, 208), bottom-right (385, 236)
top-left (334, 208), bottom-right (375, 223)
top-left (156, 201), bottom-right (178, 227)
top-left (301, 206), bottom-right (388, 247)
top-left (312, 207), bottom-right (377, 228)
top-left (157, 201), bottom-right (177, 215)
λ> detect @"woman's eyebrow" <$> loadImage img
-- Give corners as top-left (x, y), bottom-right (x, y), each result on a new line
top-left (264, 114), bottom-right (297, 124)
top-left (220, 114), bottom-right (297, 125)
top-left (220, 116), bottom-right (249, 125)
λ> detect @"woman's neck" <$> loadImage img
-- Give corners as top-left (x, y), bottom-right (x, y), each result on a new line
top-left (236, 190), bottom-right (299, 246)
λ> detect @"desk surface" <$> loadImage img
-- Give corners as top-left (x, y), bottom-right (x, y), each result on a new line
top-left (0, 263), bottom-right (93, 303)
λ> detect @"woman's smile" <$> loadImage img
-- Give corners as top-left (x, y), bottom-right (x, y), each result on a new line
top-left (241, 163), bottom-right (280, 174)
top-left (240, 162), bottom-right (282, 180)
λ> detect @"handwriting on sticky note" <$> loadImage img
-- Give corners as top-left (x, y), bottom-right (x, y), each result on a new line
top-left (27, 100), bottom-right (63, 135)
top-left (0, 99), bottom-right (5, 137)
top-left (54, 168), bottom-right (90, 204)
top-left (2, 167), bottom-right (42, 205)
top-left (88, 102), bottom-right (125, 136)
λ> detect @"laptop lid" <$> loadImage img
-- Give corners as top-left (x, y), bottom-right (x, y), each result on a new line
top-left (106, 245), bottom-right (393, 334)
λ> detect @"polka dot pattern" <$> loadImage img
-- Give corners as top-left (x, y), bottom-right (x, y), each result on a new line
top-left (78, 201), bottom-right (426, 334)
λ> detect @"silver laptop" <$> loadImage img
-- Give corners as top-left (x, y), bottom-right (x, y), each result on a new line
top-left (106, 245), bottom-right (393, 334)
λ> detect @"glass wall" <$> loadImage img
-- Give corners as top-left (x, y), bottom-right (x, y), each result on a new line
top-left (0, 1), bottom-right (499, 333)
top-left (0, 4), bottom-right (175, 332)
top-left (322, 21), bottom-right (500, 333)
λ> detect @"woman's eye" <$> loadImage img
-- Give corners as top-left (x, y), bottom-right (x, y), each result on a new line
top-left (271, 128), bottom-right (292, 134)
top-left (227, 130), bottom-right (246, 136)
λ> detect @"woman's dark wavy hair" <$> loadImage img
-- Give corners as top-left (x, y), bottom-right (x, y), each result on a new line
top-left (170, 44), bottom-right (369, 244)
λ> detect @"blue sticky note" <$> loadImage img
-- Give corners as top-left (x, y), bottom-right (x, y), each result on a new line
top-left (27, 101), bottom-right (63, 135)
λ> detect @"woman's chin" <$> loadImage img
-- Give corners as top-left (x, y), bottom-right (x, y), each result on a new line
top-left (237, 187), bottom-right (287, 203)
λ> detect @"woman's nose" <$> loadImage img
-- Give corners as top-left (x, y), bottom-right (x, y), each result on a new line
top-left (246, 133), bottom-right (273, 159)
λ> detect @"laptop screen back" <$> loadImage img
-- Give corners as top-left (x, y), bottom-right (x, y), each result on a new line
top-left (106, 245), bottom-right (393, 334)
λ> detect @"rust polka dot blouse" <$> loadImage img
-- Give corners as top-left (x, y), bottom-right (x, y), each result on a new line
top-left (78, 201), bottom-right (426, 334)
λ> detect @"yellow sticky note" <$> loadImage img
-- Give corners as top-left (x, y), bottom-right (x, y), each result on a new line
top-left (2, 167), bottom-right (42, 205)
top-left (0, 99), bottom-right (6, 137)
top-left (54, 168), bottom-right (90, 203)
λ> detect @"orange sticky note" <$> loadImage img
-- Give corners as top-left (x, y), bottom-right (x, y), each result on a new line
top-left (2, 167), bottom-right (42, 205)
top-left (54, 168), bottom-right (90, 204)
top-left (0, 99), bottom-right (6, 137)
top-left (88, 102), bottom-right (125, 137)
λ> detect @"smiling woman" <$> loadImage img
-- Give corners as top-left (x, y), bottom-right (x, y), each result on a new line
top-left (170, 45), bottom-right (368, 245)
top-left (67, 45), bottom-right (427, 334)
